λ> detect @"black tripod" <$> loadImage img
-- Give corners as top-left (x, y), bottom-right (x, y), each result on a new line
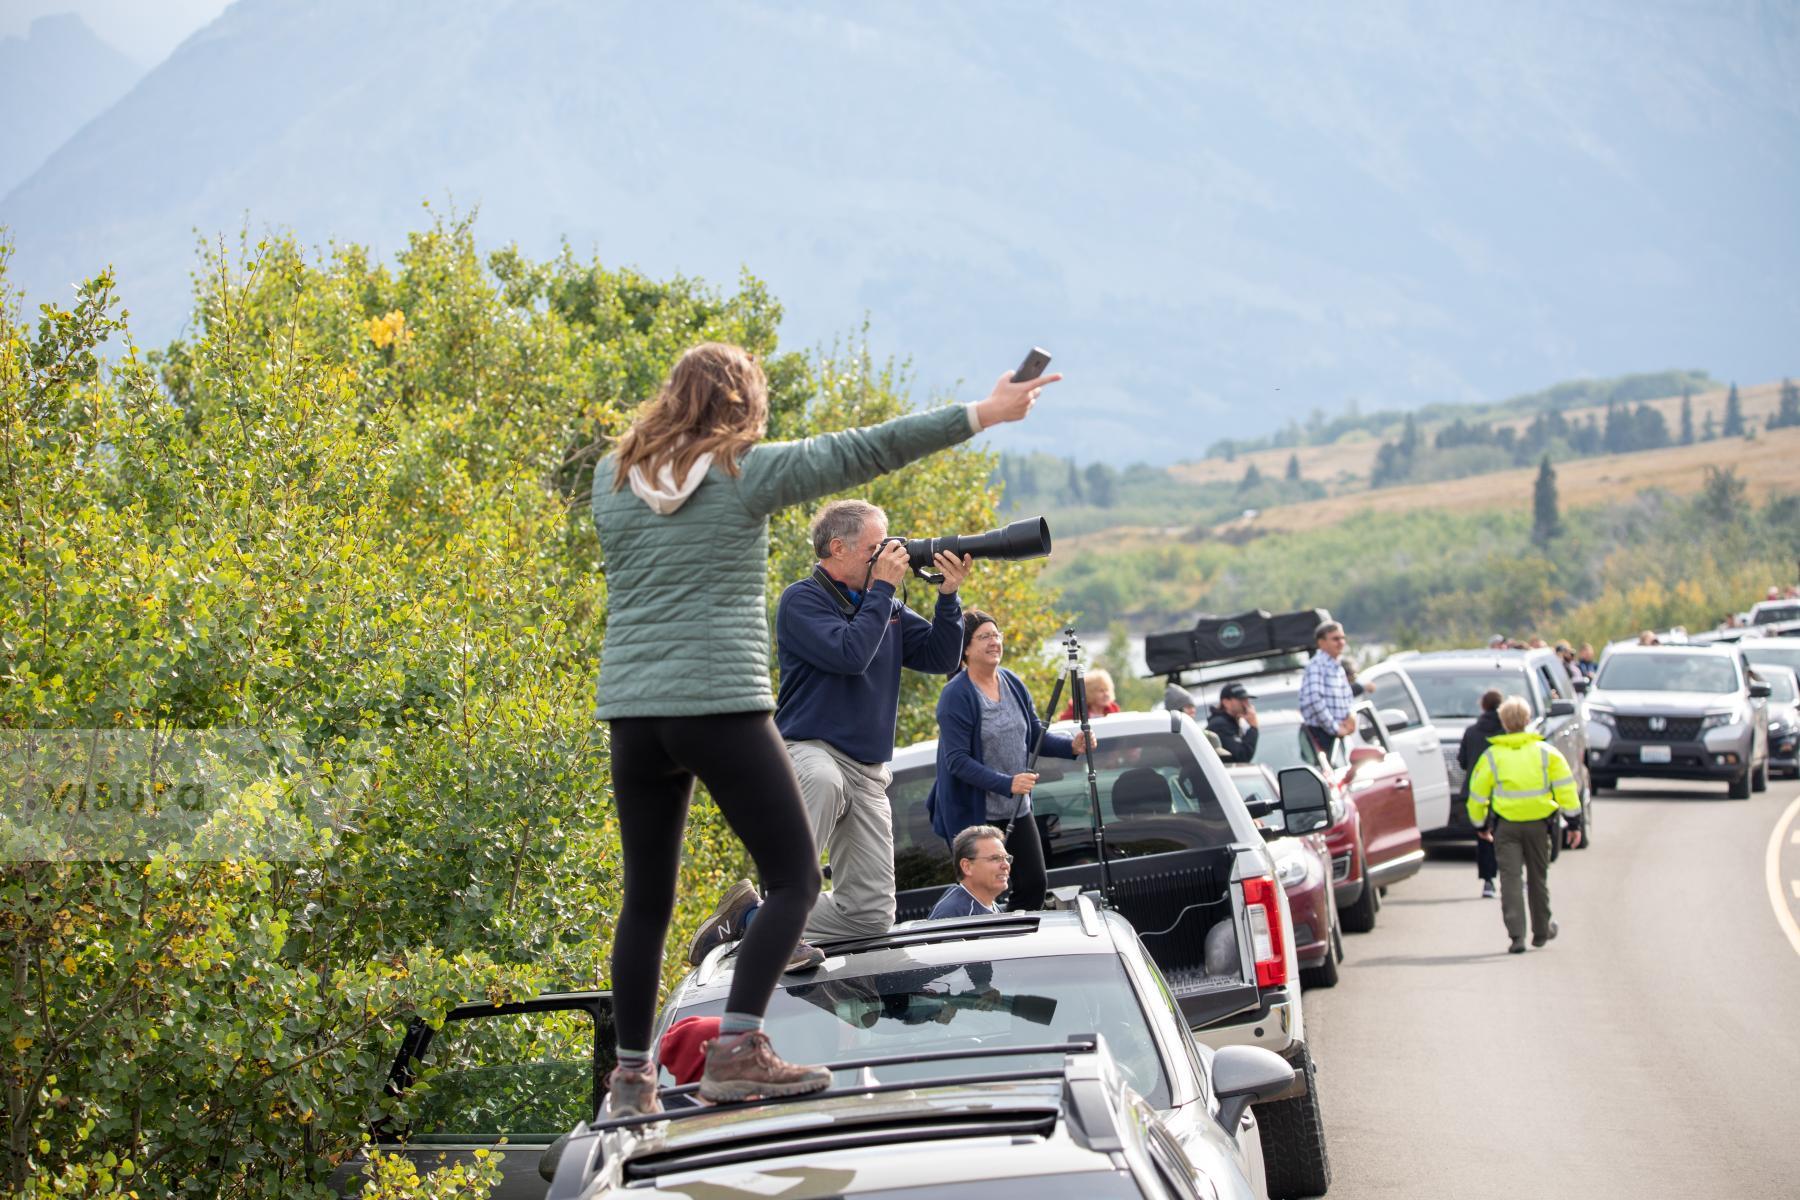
top-left (1011, 628), bottom-right (1113, 904)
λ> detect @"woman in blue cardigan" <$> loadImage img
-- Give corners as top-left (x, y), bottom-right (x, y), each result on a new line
top-left (926, 610), bottom-right (1096, 909)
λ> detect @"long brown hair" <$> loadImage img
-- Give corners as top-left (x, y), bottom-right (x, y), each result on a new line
top-left (611, 342), bottom-right (770, 490)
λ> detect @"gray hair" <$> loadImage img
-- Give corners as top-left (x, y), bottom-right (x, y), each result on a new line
top-left (951, 824), bottom-right (1006, 880)
top-left (810, 499), bottom-right (885, 558)
top-left (1314, 619), bottom-right (1344, 643)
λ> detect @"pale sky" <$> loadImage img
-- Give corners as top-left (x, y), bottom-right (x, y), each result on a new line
top-left (0, 0), bottom-right (230, 65)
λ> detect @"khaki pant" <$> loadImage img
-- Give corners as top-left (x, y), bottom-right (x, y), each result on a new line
top-left (787, 739), bottom-right (895, 943)
top-left (1493, 816), bottom-right (1554, 941)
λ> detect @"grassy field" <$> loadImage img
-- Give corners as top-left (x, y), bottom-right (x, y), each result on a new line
top-left (1232, 422), bottom-right (1800, 534)
top-left (1165, 378), bottom-right (1788, 492)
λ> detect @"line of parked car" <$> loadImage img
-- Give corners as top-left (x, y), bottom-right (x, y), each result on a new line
top-left (330, 626), bottom-right (1799, 1200)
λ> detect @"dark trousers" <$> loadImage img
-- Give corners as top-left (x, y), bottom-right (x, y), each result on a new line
top-left (1476, 835), bottom-right (1497, 881)
top-left (1304, 725), bottom-right (1339, 762)
top-left (1001, 812), bottom-right (1048, 911)
top-left (607, 713), bottom-right (823, 1052)
top-left (1493, 817), bottom-right (1554, 941)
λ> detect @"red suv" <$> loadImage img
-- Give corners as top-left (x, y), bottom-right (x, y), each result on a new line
top-left (1248, 703), bottom-right (1423, 933)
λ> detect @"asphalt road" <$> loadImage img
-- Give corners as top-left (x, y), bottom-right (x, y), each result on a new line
top-left (1302, 773), bottom-right (1800, 1199)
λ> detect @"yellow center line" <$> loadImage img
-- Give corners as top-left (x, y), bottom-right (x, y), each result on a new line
top-left (1766, 796), bottom-right (1800, 959)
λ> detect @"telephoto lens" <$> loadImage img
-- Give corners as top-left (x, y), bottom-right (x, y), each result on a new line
top-left (901, 518), bottom-right (1052, 574)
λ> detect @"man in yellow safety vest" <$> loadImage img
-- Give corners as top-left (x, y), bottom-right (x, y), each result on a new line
top-left (1466, 695), bottom-right (1584, 954)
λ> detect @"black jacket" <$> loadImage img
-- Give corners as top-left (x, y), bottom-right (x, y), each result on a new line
top-left (1206, 709), bottom-right (1259, 763)
top-left (1457, 709), bottom-right (1505, 796)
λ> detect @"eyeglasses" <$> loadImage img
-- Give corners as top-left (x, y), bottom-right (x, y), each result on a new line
top-left (975, 853), bottom-right (1014, 865)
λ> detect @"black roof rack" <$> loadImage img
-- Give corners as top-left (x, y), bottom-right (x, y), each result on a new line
top-left (1144, 608), bottom-right (1331, 677)
top-left (546, 1037), bottom-right (1121, 1197)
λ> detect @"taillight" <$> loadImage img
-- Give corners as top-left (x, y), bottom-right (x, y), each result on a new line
top-left (1243, 875), bottom-right (1288, 988)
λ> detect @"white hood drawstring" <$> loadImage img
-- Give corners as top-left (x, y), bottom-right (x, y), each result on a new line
top-left (627, 452), bottom-right (714, 515)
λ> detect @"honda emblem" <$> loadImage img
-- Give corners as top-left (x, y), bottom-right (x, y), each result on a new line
top-left (1648, 716), bottom-right (1666, 732)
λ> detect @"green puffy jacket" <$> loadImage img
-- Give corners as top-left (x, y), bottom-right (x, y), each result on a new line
top-left (591, 405), bottom-right (977, 719)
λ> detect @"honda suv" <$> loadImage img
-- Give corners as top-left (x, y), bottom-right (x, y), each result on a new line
top-left (1584, 643), bottom-right (1771, 798)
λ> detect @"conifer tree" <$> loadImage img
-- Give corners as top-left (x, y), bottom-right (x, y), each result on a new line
top-left (1772, 378), bottom-right (1800, 430)
top-left (1239, 462), bottom-right (1264, 492)
top-left (1703, 410), bottom-right (1718, 441)
top-left (1722, 383), bottom-right (1745, 437)
top-left (1531, 454), bottom-right (1561, 546)
top-left (1679, 389), bottom-right (1694, 444)
top-left (1285, 453), bottom-right (1301, 482)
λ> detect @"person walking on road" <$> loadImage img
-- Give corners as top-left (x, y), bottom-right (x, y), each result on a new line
top-left (1465, 695), bottom-right (1584, 954)
top-left (1298, 620), bottom-right (1356, 758)
top-left (1458, 689), bottom-right (1505, 899)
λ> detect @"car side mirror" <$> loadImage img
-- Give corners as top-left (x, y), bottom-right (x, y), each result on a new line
top-left (1212, 1045), bottom-right (1295, 1132)
top-left (1378, 707), bottom-right (1409, 731)
top-left (1571, 677), bottom-right (1589, 694)
top-left (1276, 767), bottom-right (1331, 834)
top-left (1242, 796), bottom-right (1278, 818)
top-left (1547, 698), bottom-right (1577, 717)
top-left (1749, 681), bottom-right (1772, 699)
top-left (540, 1131), bottom-right (572, 1182)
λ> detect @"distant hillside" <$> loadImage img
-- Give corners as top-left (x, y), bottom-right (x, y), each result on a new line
top-left (1167, 378), bottom-right (1790, 493)
top-left (4, 0), bottom-right (1798, 463)
top-left (0, 14), bottom-right (140, 198)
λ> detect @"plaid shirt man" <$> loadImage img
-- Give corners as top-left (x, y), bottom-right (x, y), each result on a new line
top-left (1298, 649), bottom-right (1353, 733)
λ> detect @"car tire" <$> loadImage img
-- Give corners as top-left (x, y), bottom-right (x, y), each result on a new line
top-left (1752, 760), bottom-right (1768, 793)
top-left (1258, 1044), bottom-right (1332, 1200)
top-left (1301, 943), bottom-right (1340, 989)
top-left (1340, 852), bottom-right (1378, 934)
top-left (1728, 770), bottom-right (1751, 800)
top-left (1590, 773), bottom-right (1615, 794)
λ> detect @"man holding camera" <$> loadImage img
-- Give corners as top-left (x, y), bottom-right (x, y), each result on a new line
top-left (689, 499), bottom-right (970, 969)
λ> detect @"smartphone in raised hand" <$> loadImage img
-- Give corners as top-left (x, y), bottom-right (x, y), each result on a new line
top-left (1012, 347), bottom-right (1052, 383)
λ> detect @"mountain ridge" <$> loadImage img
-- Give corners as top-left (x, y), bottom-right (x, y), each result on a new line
top-left (4, 0), bottom-right (1797, 462)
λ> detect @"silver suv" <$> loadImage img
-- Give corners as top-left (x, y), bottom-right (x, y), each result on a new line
top-left (1585, 643), bottom-right (1771, 798)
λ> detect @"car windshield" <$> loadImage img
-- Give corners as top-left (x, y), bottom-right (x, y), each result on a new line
top-left (1250, 722), bottom-right (1342, 772)
top-left (886, 731), bottom-right (1239, 889)
top-left (1405, 666), bottom-right (1533, 720)
top-left (1764, 671), bottom-right (1798, 703)
top-left (1743, 644), bottom-right (1800, 677)
top-left (1753, 603), bottom-right (1800, 624)
top-left (1595, 653), bottom-right (1738, 693)
top-left (668, 954), bottom-right (1171, 1109)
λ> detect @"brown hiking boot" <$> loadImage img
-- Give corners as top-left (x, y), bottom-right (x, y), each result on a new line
top-left (784, 940), bottom-right (826, 974)
top-left (687, 878), bottom-right (759, 966)
top-left (603, 1063), bottom-right (662, 1118)
top-left (698, 1031), bottom-right (831, 1103)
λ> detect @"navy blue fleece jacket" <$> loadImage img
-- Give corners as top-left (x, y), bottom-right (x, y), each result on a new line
top-left (774, 571), bottom-right (964, 763)
top-left (926, 668), bottom-right (1077, 843)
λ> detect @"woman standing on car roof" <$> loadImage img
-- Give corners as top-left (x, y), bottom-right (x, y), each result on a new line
top-left (592, 343), bottom-right (1059, 1115)
top-left (926, 610), bottom-right (1096, 910)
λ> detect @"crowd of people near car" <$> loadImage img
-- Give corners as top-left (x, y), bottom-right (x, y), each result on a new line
top-left (583, 337), bottom-right (1800, 1168)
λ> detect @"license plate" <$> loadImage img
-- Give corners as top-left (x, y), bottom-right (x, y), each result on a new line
top-left (1640, 745), bottom-right (1671, 764)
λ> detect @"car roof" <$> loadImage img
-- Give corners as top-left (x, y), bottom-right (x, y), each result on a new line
top-left (1600, 643), bottom-right (1741, 658)
top-left (1401, 649), bottom-right (1545, 666)
top-left (679, 908), bottom-right (1128, 1003)
top-left (890, 710), bottom-right (1185, 771)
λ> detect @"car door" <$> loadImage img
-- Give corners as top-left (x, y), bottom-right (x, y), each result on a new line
top-left (335, 993), bottom-right (613, 1199)
top-left (1346, 708), bottom-right (1421, 872)
top-left (1533, 656), bottom-right (1586, 782)
top-left (1365, 668), bottom-right (1450, 831)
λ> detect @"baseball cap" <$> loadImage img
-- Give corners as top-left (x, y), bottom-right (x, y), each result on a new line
top-left (1219, 681), bottom-right (1252, 702)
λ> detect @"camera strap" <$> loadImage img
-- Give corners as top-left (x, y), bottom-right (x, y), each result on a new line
top-left (811, 565), bottom-right (859, 617)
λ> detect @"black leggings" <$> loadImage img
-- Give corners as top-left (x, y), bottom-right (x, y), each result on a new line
top-left (1002, 811), bottom-right (1048, 911)
top-left (607, 712), bottom-right (822, 1052)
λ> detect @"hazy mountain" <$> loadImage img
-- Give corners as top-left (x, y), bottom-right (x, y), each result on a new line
top-left (4, 0), bottom-right (1797, 463)
top-left (0, 13), bottom-right (141, 197)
